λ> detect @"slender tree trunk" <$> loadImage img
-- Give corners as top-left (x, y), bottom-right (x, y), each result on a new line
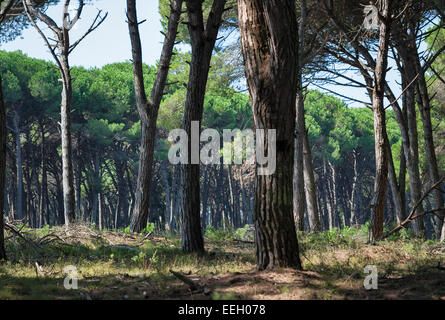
top-left (59, 53), bottom-right (76, 226)
top-left (127, 0), bottom-right (183, 232)
top-left (293, 0), bottom-right (307, 232)
top-left (323, 160), bottom-right (334, 230)
top-left (238, 0), bottom-right (302, 270)
top-left (328, 161), bottom-right (338, 227)
top-left (201, 168), bottom-right (209, 231)
top-left (350, 150), bottom-right (359, 226)
top-left (0, 75), bottom-right (7, 260)
top-left (369, 0), bottom-right (392, 242)
top-left (161, 163), bottom-right (171, 232)
top-left (39, 121), bottom-right (47, 227)
top-left (294, 91), bottom-right (305, 231)
top-left (303, 127), bottom-right (321, 232)
top-left (13, 111), bottom-right (23, 220)
top-left (181, 0), bottom-right (226, 252)
top-left (410, 31), bottom-right (445, 240)
top-left (98, 192), bottom-right (103, 230)
top-left (386, 135), bottom-right (405, 225)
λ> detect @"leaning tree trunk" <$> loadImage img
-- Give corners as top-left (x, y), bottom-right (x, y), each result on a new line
top-left (238, 0), bottom-right (302, 270)
top-left (369, 0), bottom-right (392, 242)
top-left (0, 75), bottom-right (7, 260)
top-left (181, 0), bottom-right (226, 253)
top-left (127, 0), bottom-right (183, 232)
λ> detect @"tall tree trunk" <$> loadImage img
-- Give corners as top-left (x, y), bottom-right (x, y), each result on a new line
top-left (59, 43), bottom-right (76, 227)
top-left (328, 161), bottom-right (338, 228)
top-left (409, 31), bottom-right (445, 240)
top-left (0, 75), bottom-right (7, 260)
top-left (181, 0), bottom-right (226, 252)
top-left (98, 192), bottom-right (103, 230)
top-left (13, 111), bottom-right (23, 220)
top-left (127, 0), bottom-right (183, 232)
top-left (303, 127), bottom-right (321, 232)
top-left (350, 150), bottom-right (359, 226)
top-left (369, 0), bottom-right (392, 242)
top-left (39, 121), bottom-right (48, 227)
top-left (323, 159), bottom-right (334, 230)
top-left (386, 135), bottom-right (405, 225)
top-left (293, 0), bottom-right (307, 232)
top-left (238, 0), bottom-right (302, 270)
top-left (161, 163), bottom-right (171, 232)
top-left (294, 90), bottom-right (305, 231)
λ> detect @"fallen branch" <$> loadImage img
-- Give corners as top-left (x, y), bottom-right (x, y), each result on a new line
top-left (38, 233), bottom-right (66, 245)
top-left (170, 269), bottom-right (211, 295)
top-left (170, 270), bottom-right (202, 291)
top-left (138, 232), bottom-right (153, 245)
top-left (232, 238), bottom-right (254, 244)
top-left (4, 223), bottom-right (41, 254)
top-left (376, 177), bottom-right (445, 242)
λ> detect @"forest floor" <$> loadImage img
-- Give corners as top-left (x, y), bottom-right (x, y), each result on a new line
top-left (1, 223), bottom-right (445, 300)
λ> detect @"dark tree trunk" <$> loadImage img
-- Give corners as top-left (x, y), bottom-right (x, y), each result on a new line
top-left (369, 0), bottom-right (392, 242)
top-left (181, 0), bottom-right (226, 252)
top-left (161, 163), bottom-right (171, 232)
top-left (409, 31), bottom-right (445, 240)
top-left (13, 111), bottom-right (23, 220)
top-left (386, 135), bottom-right (405, 225)
top-left (39, 121), bottom-right (48, 227)
top-left (393, 32), bottom-right (426, 237)
top-left (238, 0), bottom-right (302, 270)
top-left (0, 75), bottom-right (7, 260)
top-left (127, 0), bottom-right (183, 232)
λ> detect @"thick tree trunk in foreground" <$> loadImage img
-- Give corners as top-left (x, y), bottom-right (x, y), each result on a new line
top-left (369, 0), bottom-right (391, 242)
top-left (0, 75), bottom-right (7, 260)
top-left (181, 0), bottom-right (226, 253)
top-left (238, 0), bottom-right (302, 270)
top-left (127, 0), bottom-right (183, 232)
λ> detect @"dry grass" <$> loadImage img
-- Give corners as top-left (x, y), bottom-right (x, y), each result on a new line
top-left (1, 224), bottom-right (444, 300)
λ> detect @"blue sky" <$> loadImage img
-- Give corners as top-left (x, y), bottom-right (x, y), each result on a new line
top-left (0, 0), bottom-right (164, 67)
top-left (0, 0), bottom-right (403, 108)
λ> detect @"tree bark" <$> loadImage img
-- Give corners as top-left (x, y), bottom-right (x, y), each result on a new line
top-left (409, 30), bottom-right (445, 240)
top-left (181, 0), bottom-right (226, 253)
top-left (13, 110), bottom-right (23, 220)
top-left (127, 0), bottom-right (183, 232)
top-left (293, 0), bottom-right (307, 232)
top-left (238, 0), bottom-right (302, 270)
top-left (303, 127), bottom-right (321, 232)
top-left (369, 0), bottom-right (392, 242)
top-left (59, 54), bottom-right (76, 226)
top-left (161, 163), bottom-right (171, 232)
top-left (0, 75), bottom-right (7, 260)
